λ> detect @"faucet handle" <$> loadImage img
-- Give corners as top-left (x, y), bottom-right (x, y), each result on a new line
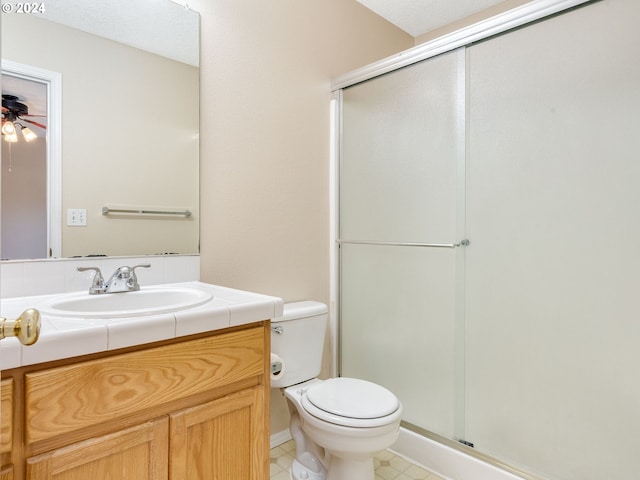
top-left (131, 264), bottom-right (151, 272)
top-left (77, 267), bottom-right (106, 294)
top-left (129, 264), bottom-right (151, 290)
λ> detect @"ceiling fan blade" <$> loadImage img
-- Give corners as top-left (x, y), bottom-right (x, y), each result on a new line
top-left (22, 118), bottom-right (47, 129)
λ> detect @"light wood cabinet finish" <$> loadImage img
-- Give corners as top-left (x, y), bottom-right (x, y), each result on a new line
top-left (3, 322), bottom-right (270, 480)
top-left (25, 327), bottom-right (264, 444)
top-left (1, 379), bottom-right (13, 455)
top-left (171, 387), bottom-right (266, 479)
top-left (26, 418), bottom-right (168, 480)
top-left (0, 465), bottom-right (13, 480)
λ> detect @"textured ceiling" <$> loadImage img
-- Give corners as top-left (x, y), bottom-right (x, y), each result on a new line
top-left (357, 0), bottom-right (507, 37)
top-left (3, 0), bottom-right (199, 125)
top-left (40, 0), bottom-right (199, 66)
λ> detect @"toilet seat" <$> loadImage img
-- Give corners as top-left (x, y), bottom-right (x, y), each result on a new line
top-left (301, 378), bottom-right (400, 428)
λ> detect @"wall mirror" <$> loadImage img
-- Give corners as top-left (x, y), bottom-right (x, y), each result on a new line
top-left (1, 0), bottom-right (200, 260)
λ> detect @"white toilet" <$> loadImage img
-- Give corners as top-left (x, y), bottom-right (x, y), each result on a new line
top-left (271, 301), bottom-right (402, 480)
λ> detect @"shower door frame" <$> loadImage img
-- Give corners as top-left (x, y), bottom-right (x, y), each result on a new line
top-left (329, 0), bottom-right (595, 478)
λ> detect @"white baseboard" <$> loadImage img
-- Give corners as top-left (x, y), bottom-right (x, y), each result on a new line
top-left (391, 428), bottom-right (530, 480)
top-left (270, 429), bottom-right (292, 449)
top-left (272, 426), bottom-right (532, 480)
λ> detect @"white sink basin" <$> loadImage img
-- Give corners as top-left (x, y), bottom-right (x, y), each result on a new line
top-left (40, 286), bottom-right (213, 319)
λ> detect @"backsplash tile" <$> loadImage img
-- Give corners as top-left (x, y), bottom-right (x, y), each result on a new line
top-left (163, 255), bottom-right (197, 283)
top-left (23, 261), bottom-right (66, 296)
top-left (0, 255), bottom-right (200, 299)
top-left (0, 262), bottom-right (25, 298)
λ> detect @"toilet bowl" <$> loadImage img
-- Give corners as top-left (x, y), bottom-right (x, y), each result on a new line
top-left (285, 378), bottom-right (402, 480)
top-left (271, 301), bottom-right (402, 480)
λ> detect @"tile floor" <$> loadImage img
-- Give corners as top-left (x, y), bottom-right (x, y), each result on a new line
top-left (270, 440), bottom-right (446, 480)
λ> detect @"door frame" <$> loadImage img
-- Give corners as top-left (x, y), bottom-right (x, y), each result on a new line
top-left (2, 60), bottom-right (62, 258)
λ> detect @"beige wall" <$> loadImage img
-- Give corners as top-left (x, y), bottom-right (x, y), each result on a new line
top-left (190, 0), bottom-right (412, 436)
top-left (194, 0), bottom-right (412, 301)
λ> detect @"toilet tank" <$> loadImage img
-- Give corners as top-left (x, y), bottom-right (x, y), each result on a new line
top-left (270, 301), bottom-right (328, 388)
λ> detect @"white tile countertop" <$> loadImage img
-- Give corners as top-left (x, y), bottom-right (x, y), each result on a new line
top-left (0, 281), bottom-right (283, 369)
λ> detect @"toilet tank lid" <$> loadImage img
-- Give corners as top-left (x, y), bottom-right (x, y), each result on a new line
top-left (276, 301), bottom-right (328, 322)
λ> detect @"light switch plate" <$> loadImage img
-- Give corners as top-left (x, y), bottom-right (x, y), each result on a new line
top-left (67, 208), bottom-right (87, 226)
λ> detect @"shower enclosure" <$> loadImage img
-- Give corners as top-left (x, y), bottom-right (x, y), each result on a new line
top-left (336, 1), bottom-right (640, 479)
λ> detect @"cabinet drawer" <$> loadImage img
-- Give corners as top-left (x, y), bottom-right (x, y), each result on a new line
top-left (1, 379), bottom-right (13, 454)
top-left (25, 326), bottom-right (265, 444)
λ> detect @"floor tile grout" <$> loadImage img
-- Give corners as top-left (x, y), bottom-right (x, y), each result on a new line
top-left (270, 440), bottom-right (446, 480)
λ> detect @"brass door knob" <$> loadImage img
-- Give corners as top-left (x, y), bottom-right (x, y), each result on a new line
top-left (0, 308), bottom-right (41, 346)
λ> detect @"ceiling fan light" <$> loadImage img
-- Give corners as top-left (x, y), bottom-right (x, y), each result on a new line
top-left (21, 126), bottom-right (38, 142)
top-left (2, 121), bottom-right (16, 136)
top-left (4, 131), bottom-right (18, 143)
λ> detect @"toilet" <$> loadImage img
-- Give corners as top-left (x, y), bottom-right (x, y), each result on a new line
top-left (271, 301), bottom-right (402, 480)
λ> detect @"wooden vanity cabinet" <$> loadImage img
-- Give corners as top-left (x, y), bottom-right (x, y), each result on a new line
top-left (170, 387), bottom-right (265, 479)
top-left (26, 418), bottom-right (169, 480)
top-left (0, 466), bottom-right (13, 480)
top-left (2, 322), bottom-right (270, 480)
top-left (1, 379), bottom-right (14, 480)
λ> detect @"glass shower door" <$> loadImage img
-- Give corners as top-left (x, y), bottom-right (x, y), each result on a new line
top-left (339, 48), bottom-right (465, 439)
top-left (464, 0), bottom-right (640, 477)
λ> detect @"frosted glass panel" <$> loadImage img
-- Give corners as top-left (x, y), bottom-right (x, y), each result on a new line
top-left (340, 50), bottom-right (461, 243)
top-left (339, 49), bottom-right (463, 440)
top-left (466, 0), bottom-right (640, 478)
top-left (340, 244), bottom-right (456, 437)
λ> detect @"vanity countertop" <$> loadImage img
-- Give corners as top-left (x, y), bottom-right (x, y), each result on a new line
top-left (0, 281), bottom-right (283, 368)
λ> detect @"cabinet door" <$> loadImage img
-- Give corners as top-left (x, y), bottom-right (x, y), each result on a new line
top-left (26, 418), bottom-right (168, 480)
top-left (170, 387), bottom-right (266, 480)
top-left (0, 465), bottom-right (13, 480)
top-left (1, 379), bottom-right (13, 479)
top-left (1, 379), bottom-right (13, 455)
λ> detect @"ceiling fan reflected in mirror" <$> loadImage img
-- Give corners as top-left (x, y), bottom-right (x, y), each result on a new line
top-left (1, 94), bottom-right (46, 143)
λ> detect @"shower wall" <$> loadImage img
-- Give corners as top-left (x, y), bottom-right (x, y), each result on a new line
top-left (338, 0), bottom-right (640, 479)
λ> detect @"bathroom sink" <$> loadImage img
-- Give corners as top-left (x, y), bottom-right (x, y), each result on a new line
top-left (40, 286), bottom-right (213, 319)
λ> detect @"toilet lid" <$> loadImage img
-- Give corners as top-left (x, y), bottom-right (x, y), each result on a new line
top-left (305, 378), bottom-right (399, 420)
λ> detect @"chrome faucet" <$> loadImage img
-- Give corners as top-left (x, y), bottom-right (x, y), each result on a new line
top-left (77, 267), bottom-right (106, 294)
top-left (104, 264), bottom-right (150, 293)
top-left (78, 264), bottom-right (150, 294)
